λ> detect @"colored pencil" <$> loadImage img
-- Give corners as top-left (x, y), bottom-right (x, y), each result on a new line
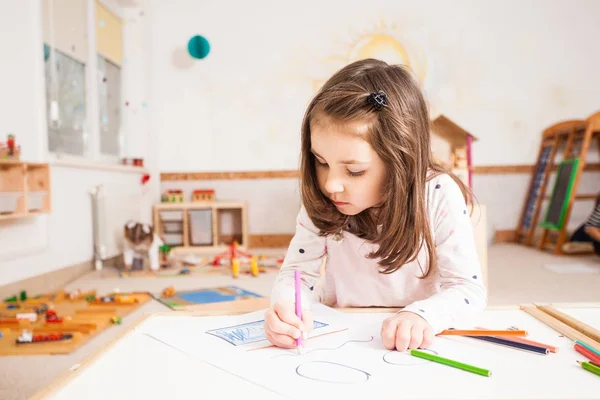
top-left (477, 326), bottom-right (558, 353)
top-left (578, 360), bottom-right (600, 377)
top-left (574, 343), bottom-right (600, 365)
top-left (410, 349), bottom-right (491, 377)
top-left (575, 340), bottom-right (600, 358)
top-left (294, 270), bottom-right (303, 351)
top-left (438, 329), bottom-right (528, 337)
top-left (466, 335), bottom-right (549, 355)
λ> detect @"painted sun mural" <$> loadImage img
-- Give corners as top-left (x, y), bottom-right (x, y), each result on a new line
top-left (309, 19), bottom-right (428, 92)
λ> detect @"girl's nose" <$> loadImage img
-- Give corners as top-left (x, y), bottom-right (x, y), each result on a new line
top-left (325, 176), bottom-right (344, 194)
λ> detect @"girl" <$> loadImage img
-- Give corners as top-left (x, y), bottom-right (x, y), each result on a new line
top-left (264, 58), bottom-right (487, 352)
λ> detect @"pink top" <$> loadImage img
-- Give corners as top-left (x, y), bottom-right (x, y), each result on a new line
top-left (271, 174), bottom-right (488, 334)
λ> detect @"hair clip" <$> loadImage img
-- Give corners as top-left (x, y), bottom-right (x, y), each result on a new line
top-left (367, 91), bottom-right (388, 110)
top-left (142, 224), bottom-right (151, 234)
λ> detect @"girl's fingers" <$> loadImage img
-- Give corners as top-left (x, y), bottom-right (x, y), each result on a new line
top-left (266, 330), bottom-right (297, 349)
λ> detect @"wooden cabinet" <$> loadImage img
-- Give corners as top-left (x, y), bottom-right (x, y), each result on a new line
top-left (0, 161), bottom-right (51, 220)
top-left (153, 201), bottom-right (248, 253)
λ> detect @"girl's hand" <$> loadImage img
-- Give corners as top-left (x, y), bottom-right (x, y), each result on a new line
top-left (381, 311), bottom-right (434, 352)
top-left (264, 302), bottom-right (313, 349)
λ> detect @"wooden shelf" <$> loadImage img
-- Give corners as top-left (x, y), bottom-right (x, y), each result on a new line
top-left (152, 201), bottom-right (248, 253)
top-left (0, 161), bottom-right (51, 220)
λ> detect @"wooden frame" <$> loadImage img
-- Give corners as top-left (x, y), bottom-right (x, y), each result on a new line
top-left (516, 111), bottom-right (600, 254)
top-left (31, 300), bottom-right (600, 400)
top-left (431, 115), bottom-right (478, 187)
top-left (153, 201), bottom-right (249, 253)
top-left (0, 160), bottom-right (51, 221)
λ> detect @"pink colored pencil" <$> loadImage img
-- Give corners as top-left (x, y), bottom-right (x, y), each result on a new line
top-left (294, 270), bottom-right (303, 350)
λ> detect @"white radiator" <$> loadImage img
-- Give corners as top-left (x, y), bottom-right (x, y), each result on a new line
top-left (90, 183), bottom-right (144, 270)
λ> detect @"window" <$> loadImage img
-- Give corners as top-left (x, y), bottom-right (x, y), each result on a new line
top-left (42, 0), bottom-right (124, 162)
top-left (97, 55), bottom-right (122, 156)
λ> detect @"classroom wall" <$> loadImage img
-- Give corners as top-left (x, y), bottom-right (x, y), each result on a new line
top-left (148, 0), bottom-right (600, 238)
top-left (0, 0), bottom-right (159, 287)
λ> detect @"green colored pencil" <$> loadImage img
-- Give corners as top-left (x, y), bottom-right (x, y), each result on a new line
top-left (410, 349), bottom-right (491, 377)
top-left (575, 340), bottom-right (600, 357)
top-left (578, 360), bottom-right (600, 377)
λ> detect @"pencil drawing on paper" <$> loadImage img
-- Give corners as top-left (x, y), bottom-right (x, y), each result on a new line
top-left (271, 336), bottom-right (375, 359)
top-left (207, 320), bottom-right (329, 346)
top-left (295, 361), bottom-right (371, 384)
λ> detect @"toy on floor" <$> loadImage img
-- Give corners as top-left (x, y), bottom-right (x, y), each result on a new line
top-left (90, 294), bottom-right (139, 305)
top-left (162, 286), bottom-right (176, 298)
top-left (212, 241), bottom-right (262, 278)
top-left (123, 221), bottom-right (164, 272)
top-left (159, 244), bottom-right (172, 268)
top-left (45, 310), bottom-right (63, 323)
top-left (111, 316), bottom-right (122, 325)
top-left (16, 329), bottom-right (73, 345)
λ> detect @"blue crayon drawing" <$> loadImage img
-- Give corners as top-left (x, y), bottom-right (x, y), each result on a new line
top-left (207, 320), bottom-right (329, 346)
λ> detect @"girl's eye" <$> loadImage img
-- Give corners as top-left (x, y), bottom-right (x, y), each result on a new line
top-left (347, 170), bottom-right (365, 177)
top-left (316, 159), bottom-right (328, 167)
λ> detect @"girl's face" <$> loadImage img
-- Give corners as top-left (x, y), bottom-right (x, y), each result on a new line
top-left (310, 113), bottom-right (387, 216)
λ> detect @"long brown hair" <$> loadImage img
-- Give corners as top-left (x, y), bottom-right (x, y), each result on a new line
top-left (299, 58), bottom-right (472, 277)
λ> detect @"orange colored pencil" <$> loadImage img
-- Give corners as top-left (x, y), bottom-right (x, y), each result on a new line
top-left (474, 326), bottom-right (558, 352)
top-left (438, 329), bottom-right (528, 337)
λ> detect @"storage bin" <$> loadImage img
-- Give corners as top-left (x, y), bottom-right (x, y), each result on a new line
top-left (0, 192), bottom-right (22, 213)
top-left (27, 191), bottom-right (47, 211)
top-left (163, 233), bottom-right (183, 246)
top-left (163, 221), bottom-right (183, 233)
top-left (159, 210), bottom-right (183, 221)
top-left (189, 209), bottom-right (213, 245)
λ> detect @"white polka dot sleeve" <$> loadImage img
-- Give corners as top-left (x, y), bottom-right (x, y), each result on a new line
top-left (401, 175), bottom-right (488, 334)
top-left (270, 205), bottom-right (327, 309)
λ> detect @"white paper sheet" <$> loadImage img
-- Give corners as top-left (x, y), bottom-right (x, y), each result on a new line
top-left (136, 307), bottom-right (600, 400)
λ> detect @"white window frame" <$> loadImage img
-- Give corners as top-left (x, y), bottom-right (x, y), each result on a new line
top-left (46, 0), bottom-right (124, 167)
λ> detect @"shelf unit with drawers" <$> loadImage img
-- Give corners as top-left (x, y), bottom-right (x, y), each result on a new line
top-left (152, 201), bottom-right (248, 253)
top-left (0, 160), bottom-right (51, 221)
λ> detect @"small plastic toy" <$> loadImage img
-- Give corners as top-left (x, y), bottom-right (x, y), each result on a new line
top-left (232, 258), bottom-right (240, 278)
top-left (115, 295), bottom-right (138, 304)
top-left (192, 189), bottom-right (215, 202)
top-left (162, 286), bottom-right (175, 298)
top-left (111, 316), bottom-right (122, 325)
top-left (16, 330), bottom-right (73, 345)
top-left (35, 304), bottom-right (48, 314)
top-left (179, 267), bottom-right (190, 275)
top-left (46, 310), bottom-right (63, 323)
top-left (161, 190), bottom-right (184, 203)
top-left (250, 256), bottom-right (259, 277)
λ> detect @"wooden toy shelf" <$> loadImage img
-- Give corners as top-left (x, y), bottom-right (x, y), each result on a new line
top-left (153, 201), bottom-right (248, 253)
top-left (0, 160), bottom-right (51, 220)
